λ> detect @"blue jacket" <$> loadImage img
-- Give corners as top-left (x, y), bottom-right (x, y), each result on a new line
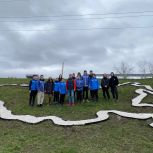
top-left (76, 79), bottom-right (84, 91)
top-left (82, 75), bottom-right (89, 87)
top-left (54, 81), bottom-right (60, 92)
top-left (59, 82), bottom-right (67, 94)
top-left (29, 80), bottom-right (39, 91)
top-left (89, 77), bottom-right (99, 90)
top-left (38, 80), bottom-right (45, 92)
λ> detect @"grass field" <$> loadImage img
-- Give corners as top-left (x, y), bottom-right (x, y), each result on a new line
top-left (0, 78), bottom-right (152, 153)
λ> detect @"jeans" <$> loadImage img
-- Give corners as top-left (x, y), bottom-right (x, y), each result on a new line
top-left (68, 90), bottom-right (74, 104)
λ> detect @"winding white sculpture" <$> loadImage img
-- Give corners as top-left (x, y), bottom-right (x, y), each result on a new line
top-left (0, 82), bottom-right (153, 127)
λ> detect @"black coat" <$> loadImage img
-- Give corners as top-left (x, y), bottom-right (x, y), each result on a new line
top-left (101, 78), bottom-right (109, 89)
top-left (45, 81), bottom-right (54, 94)
top-left (109, 76), bottom-right (119, 88)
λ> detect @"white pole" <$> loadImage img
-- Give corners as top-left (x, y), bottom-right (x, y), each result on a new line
top-left (62, 62), bottom-right (64, 77)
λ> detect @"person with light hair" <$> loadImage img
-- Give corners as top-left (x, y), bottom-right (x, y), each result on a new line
top-left (37, 75), bottom-right (45, 107)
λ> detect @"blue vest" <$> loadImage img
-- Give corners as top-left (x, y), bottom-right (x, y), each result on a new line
top-left (59, 82), bottom-right (66, 94)
top-left (29, 80), bottom-right (38, 91)
top-left (38, 80), bottom-right (45, 92)
top-left (89, 78), bottom-right (99, 90)
top-left (54, 81), bottom-right (60, 92)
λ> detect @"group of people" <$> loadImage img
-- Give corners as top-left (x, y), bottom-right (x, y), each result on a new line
top-left (29, 70), bottom-right (119, 107)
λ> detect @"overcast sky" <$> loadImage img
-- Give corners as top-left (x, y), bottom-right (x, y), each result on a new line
top-left (0, 0), bottom-right (153, 78)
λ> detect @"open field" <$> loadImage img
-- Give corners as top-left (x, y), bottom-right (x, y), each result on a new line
top-left (0, 78), bottom-right (153, 153)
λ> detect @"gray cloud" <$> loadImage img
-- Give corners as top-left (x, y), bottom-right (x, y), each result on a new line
top-left (0, 0), bottom-right (153, 77)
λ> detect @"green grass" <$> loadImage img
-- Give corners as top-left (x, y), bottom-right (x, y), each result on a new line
top-left (0, 78), bottom-right (153, 153)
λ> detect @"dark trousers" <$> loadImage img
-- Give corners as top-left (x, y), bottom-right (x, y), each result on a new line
top-left (77, 90), bottom-right (83, 102)
top-left (83, 86), bottom-right (89, 100)
top-left (29, 90), bottom-right (37, 106)
top-left (60, 94), bottom-right (65, 105)
top-left (90, 90), bottom-right (98, 101)
top-left (54, 91), bottom-right (59, 102)
top-left (102, 87), bottom-right (110, 99)
top-left (111, 86), bottom-right (118, 100)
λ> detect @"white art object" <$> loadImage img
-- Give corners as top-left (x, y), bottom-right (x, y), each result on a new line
top-left (0, 82), bottom-right (153, 127)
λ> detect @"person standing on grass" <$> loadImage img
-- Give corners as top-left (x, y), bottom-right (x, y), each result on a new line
top-left (59, 78), bottom-right (67, 105)
top-left (45, 77), bottom-right (54, 105)
top-left (53, 78), bottom-right (60, 104)
top-left (101, 73), bottom-right (110, 100)
top-left (72, 73), bottom-right (77, 100)
top-left (29, 75), bottom-right (39, 106)
top-left (82, 70), bottom-right (90, 102)
top-left (109, 72), bottom-right (119, 100)
top-left (76, 75), bottom-right (84, 103)
top-left (89, 74), bottom-right (99, 102)
top-left (37, 75), bottom-right (45, 107)
top-left (66, 74), bottom-right (76, 106)
top-left (89, 70), bottom-right (94, 99)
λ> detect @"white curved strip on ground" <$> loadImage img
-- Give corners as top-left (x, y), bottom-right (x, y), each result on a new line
top-left (0, 82), bottom-right (152, 127)
top-left (0, 84), bottom-right (18, 87)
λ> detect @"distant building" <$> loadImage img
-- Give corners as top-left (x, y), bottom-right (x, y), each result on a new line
top-left (26, 74), bottom-right (39, 79)
top-left (96, 74), bottom-right (153, 79)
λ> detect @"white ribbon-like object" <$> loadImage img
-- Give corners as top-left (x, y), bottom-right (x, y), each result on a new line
top-left (0, 82), bottom-right (152, 127)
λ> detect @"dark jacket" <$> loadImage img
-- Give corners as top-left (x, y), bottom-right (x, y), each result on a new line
top-left (45, 81), bottom-right (54, 94)
top-left (101, 77), bottom-right (109, 89)
top-left (109, 76), bottom-right (119, 88)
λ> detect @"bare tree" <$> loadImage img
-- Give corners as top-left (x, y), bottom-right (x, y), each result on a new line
top-left (139, 61), bottom-right (148, 78)
top-left (114, 62), bottom-right (134, 79)
top-left (148, 62), bottom-right (153, 78)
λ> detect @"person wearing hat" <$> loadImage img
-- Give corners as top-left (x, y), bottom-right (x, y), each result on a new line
top-left (109, 72), bottom-right (119, 100)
